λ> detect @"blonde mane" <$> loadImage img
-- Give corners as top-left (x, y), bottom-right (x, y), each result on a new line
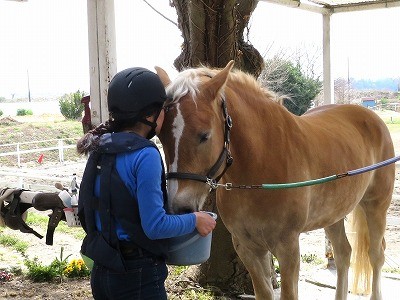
top-left (165, 66), bottom-right (281, 105)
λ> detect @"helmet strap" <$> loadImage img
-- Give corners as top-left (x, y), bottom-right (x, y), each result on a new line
top-left (140, 108), bottom-right (162, 139)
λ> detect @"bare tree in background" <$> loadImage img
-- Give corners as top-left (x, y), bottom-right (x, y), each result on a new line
top-left (334, 77), bottom-right (352, 104)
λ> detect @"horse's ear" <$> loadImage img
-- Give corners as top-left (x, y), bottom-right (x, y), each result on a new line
top-left (154, 66), bottom-right (171, 87)
top-left (202, 60), bottom-right (234, 101)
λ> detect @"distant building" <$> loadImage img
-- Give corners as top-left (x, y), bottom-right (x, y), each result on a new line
top-left (361, 97), bottom-right (376, 108)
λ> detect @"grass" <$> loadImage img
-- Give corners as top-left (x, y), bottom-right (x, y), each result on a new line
top-left (0, 230), bottom-right (29, 254)
top-left (301, 253), bottom-right (325, 265)
top-left (0, 116), bottom-right (83, 166)
top-left (26, 211), bottom-right (86, 240)
top-left (170, 265), bottom-right (189, 276)
top-left (382, 266), bottom-right (400, 274)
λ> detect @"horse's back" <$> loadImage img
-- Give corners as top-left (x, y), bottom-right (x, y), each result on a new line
top-left (302, 104), bottom-right (393, 156)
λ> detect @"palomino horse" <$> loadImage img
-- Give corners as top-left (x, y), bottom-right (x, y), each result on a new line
top-left (156, 61), bottom-right (395, 300)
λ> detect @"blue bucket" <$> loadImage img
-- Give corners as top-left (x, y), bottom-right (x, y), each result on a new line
top-left (166, 212), bottom-right (217, 266)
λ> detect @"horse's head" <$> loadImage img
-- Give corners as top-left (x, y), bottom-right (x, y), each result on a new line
top-left (156, 61), bottom-right (234, 214)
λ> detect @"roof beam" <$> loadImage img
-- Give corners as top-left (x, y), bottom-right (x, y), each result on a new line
top-left (260, 0), bottom-right (332, 14)
top-left (333, 1), bottom-right (400, 13)
top-left (260, 0), bottom-right (400, 14)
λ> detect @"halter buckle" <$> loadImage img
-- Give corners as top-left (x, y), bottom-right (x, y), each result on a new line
top-left (206, 178), bottom-right (218, 190)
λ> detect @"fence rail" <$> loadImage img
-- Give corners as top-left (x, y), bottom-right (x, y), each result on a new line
top-left (0, 138), bottom-right (79, 167)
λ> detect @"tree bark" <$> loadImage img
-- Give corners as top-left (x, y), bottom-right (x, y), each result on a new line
top-left (196, 192), bottom-right (254, 295)
top-left (169, 0), bottom-right (268, 295)
top-left (171, 0), bottom-right (264, 76)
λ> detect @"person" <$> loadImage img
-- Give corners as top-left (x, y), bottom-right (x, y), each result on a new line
top-left (76, 67), bottom-right (216, 300)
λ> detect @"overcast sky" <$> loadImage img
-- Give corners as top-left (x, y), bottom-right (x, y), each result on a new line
top-left (0, 0), bottom-right (399, 99)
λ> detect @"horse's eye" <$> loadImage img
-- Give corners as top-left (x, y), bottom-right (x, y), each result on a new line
top-left (199, 132), bottom-right (209, 144)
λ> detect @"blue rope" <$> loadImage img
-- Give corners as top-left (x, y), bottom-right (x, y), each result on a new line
top-left (347, 156), bottom-right (400, 176)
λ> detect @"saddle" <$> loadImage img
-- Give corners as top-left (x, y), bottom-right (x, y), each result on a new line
top-left (0, 188), bottom-right (67, 245)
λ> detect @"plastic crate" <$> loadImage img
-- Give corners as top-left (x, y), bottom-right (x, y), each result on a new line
top-left (63, 206), bottom-right (81, 227)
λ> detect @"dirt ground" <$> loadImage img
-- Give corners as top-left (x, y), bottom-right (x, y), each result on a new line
top-left (1, 111), bottom-right (400, 299)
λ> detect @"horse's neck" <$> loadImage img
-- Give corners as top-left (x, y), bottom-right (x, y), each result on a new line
top-left (228, 95), bottom-right (298, 163)
top-left (230, 95), bottom-right (295, 135)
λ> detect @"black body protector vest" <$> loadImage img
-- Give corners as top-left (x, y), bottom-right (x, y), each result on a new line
top-left (78, 132), bottom-right (168, 272)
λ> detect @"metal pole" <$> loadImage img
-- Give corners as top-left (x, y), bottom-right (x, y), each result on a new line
top-left (27, 69), bottom-right (31, 102)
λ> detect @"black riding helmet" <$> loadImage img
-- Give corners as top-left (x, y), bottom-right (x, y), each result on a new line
top-left (107, 67), bottom-right (167, 122)
top-left (107, 67), bottom-right (167, 139)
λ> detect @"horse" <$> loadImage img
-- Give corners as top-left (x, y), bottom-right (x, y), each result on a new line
top-left (155, 61), bottom-right (395, 300)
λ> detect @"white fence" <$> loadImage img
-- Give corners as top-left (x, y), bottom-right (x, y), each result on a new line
top-left (0, 138), bottom-right (79, 167)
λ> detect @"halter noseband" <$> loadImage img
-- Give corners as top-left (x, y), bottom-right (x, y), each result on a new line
top-left (166, 97), bottom-right (233, 190)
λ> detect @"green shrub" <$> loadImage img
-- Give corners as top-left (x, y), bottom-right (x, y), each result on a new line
top-left (59, 90), bottom-right (85, 120)
top-left (0, 109), bottom-right (3, 117)
top-left (25, 257), bottom-right (60, 282)
top-left (25, 247), bottom-right (71, 282)
top-left (16, 108), bottom-right (33, 116)
top-left (261, 57), bottom-right (322, 116)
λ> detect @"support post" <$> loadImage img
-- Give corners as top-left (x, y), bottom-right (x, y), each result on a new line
top-left (58, 140), bottom-right (64, 163)
top-left (17, 143), bottom-right (21, 167)
top-left (322, 12), bottom-right (334, 105)
top-left (87, 0), bottom-right (117, 126)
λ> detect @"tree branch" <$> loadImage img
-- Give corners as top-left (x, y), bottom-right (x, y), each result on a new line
top-left (142, 0), bottom-right (178, 27)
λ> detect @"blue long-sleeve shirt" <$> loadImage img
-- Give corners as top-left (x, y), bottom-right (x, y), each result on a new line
top-left (94, 146), bottom-right (196, 241)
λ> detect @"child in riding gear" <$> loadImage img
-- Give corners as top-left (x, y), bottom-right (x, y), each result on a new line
top-left (77, 67), bottom-right (216, 300)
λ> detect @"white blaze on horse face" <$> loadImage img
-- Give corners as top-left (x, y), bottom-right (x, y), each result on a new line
top-left (168, 103), bottom-right (184, 207)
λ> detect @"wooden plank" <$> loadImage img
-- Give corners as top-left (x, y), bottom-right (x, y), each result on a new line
top-left (87, 0), bottom-right (117, 126)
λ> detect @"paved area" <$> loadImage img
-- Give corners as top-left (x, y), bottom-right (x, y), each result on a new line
top-left (240, 267), bottom-right (400, 299)
top-left (274, 267), bottom-right (400, 300)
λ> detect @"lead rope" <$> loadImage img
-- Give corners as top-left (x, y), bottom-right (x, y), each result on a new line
top-left (215, 155), bottom-right (400, 190)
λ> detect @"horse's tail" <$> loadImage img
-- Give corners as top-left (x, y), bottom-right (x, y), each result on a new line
top-left (349, 204), bottom-right (372, 295)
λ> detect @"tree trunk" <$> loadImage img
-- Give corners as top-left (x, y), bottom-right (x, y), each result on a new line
top-left (170, 0), bottom-right (269, 295)
top-left (197, 192), bottom-right (254, 295)
top-left (171, 0), bottom-right (264, 76)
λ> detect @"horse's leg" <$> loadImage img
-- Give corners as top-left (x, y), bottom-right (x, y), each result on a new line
top-left (274, 233), bottom-right (301, 300)
top-left (361, 199), bottom-right (390, 300)
top-left (324, 219), bottom-right (352, 300)
top-left (232, 235), bottom-right (274, 300)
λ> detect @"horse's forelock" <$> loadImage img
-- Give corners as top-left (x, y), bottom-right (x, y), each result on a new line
top-left (166, 69), bottom-right (201, 104)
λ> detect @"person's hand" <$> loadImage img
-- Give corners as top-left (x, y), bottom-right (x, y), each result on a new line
top-left (193, 212), bottom-right (216, 237)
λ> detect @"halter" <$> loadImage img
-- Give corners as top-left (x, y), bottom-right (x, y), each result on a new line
top-left (165, 97), bottom-right (234, 190)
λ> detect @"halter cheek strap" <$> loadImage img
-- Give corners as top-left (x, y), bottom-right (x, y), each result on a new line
top-left (166, 98), bottom-right (234, 190)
